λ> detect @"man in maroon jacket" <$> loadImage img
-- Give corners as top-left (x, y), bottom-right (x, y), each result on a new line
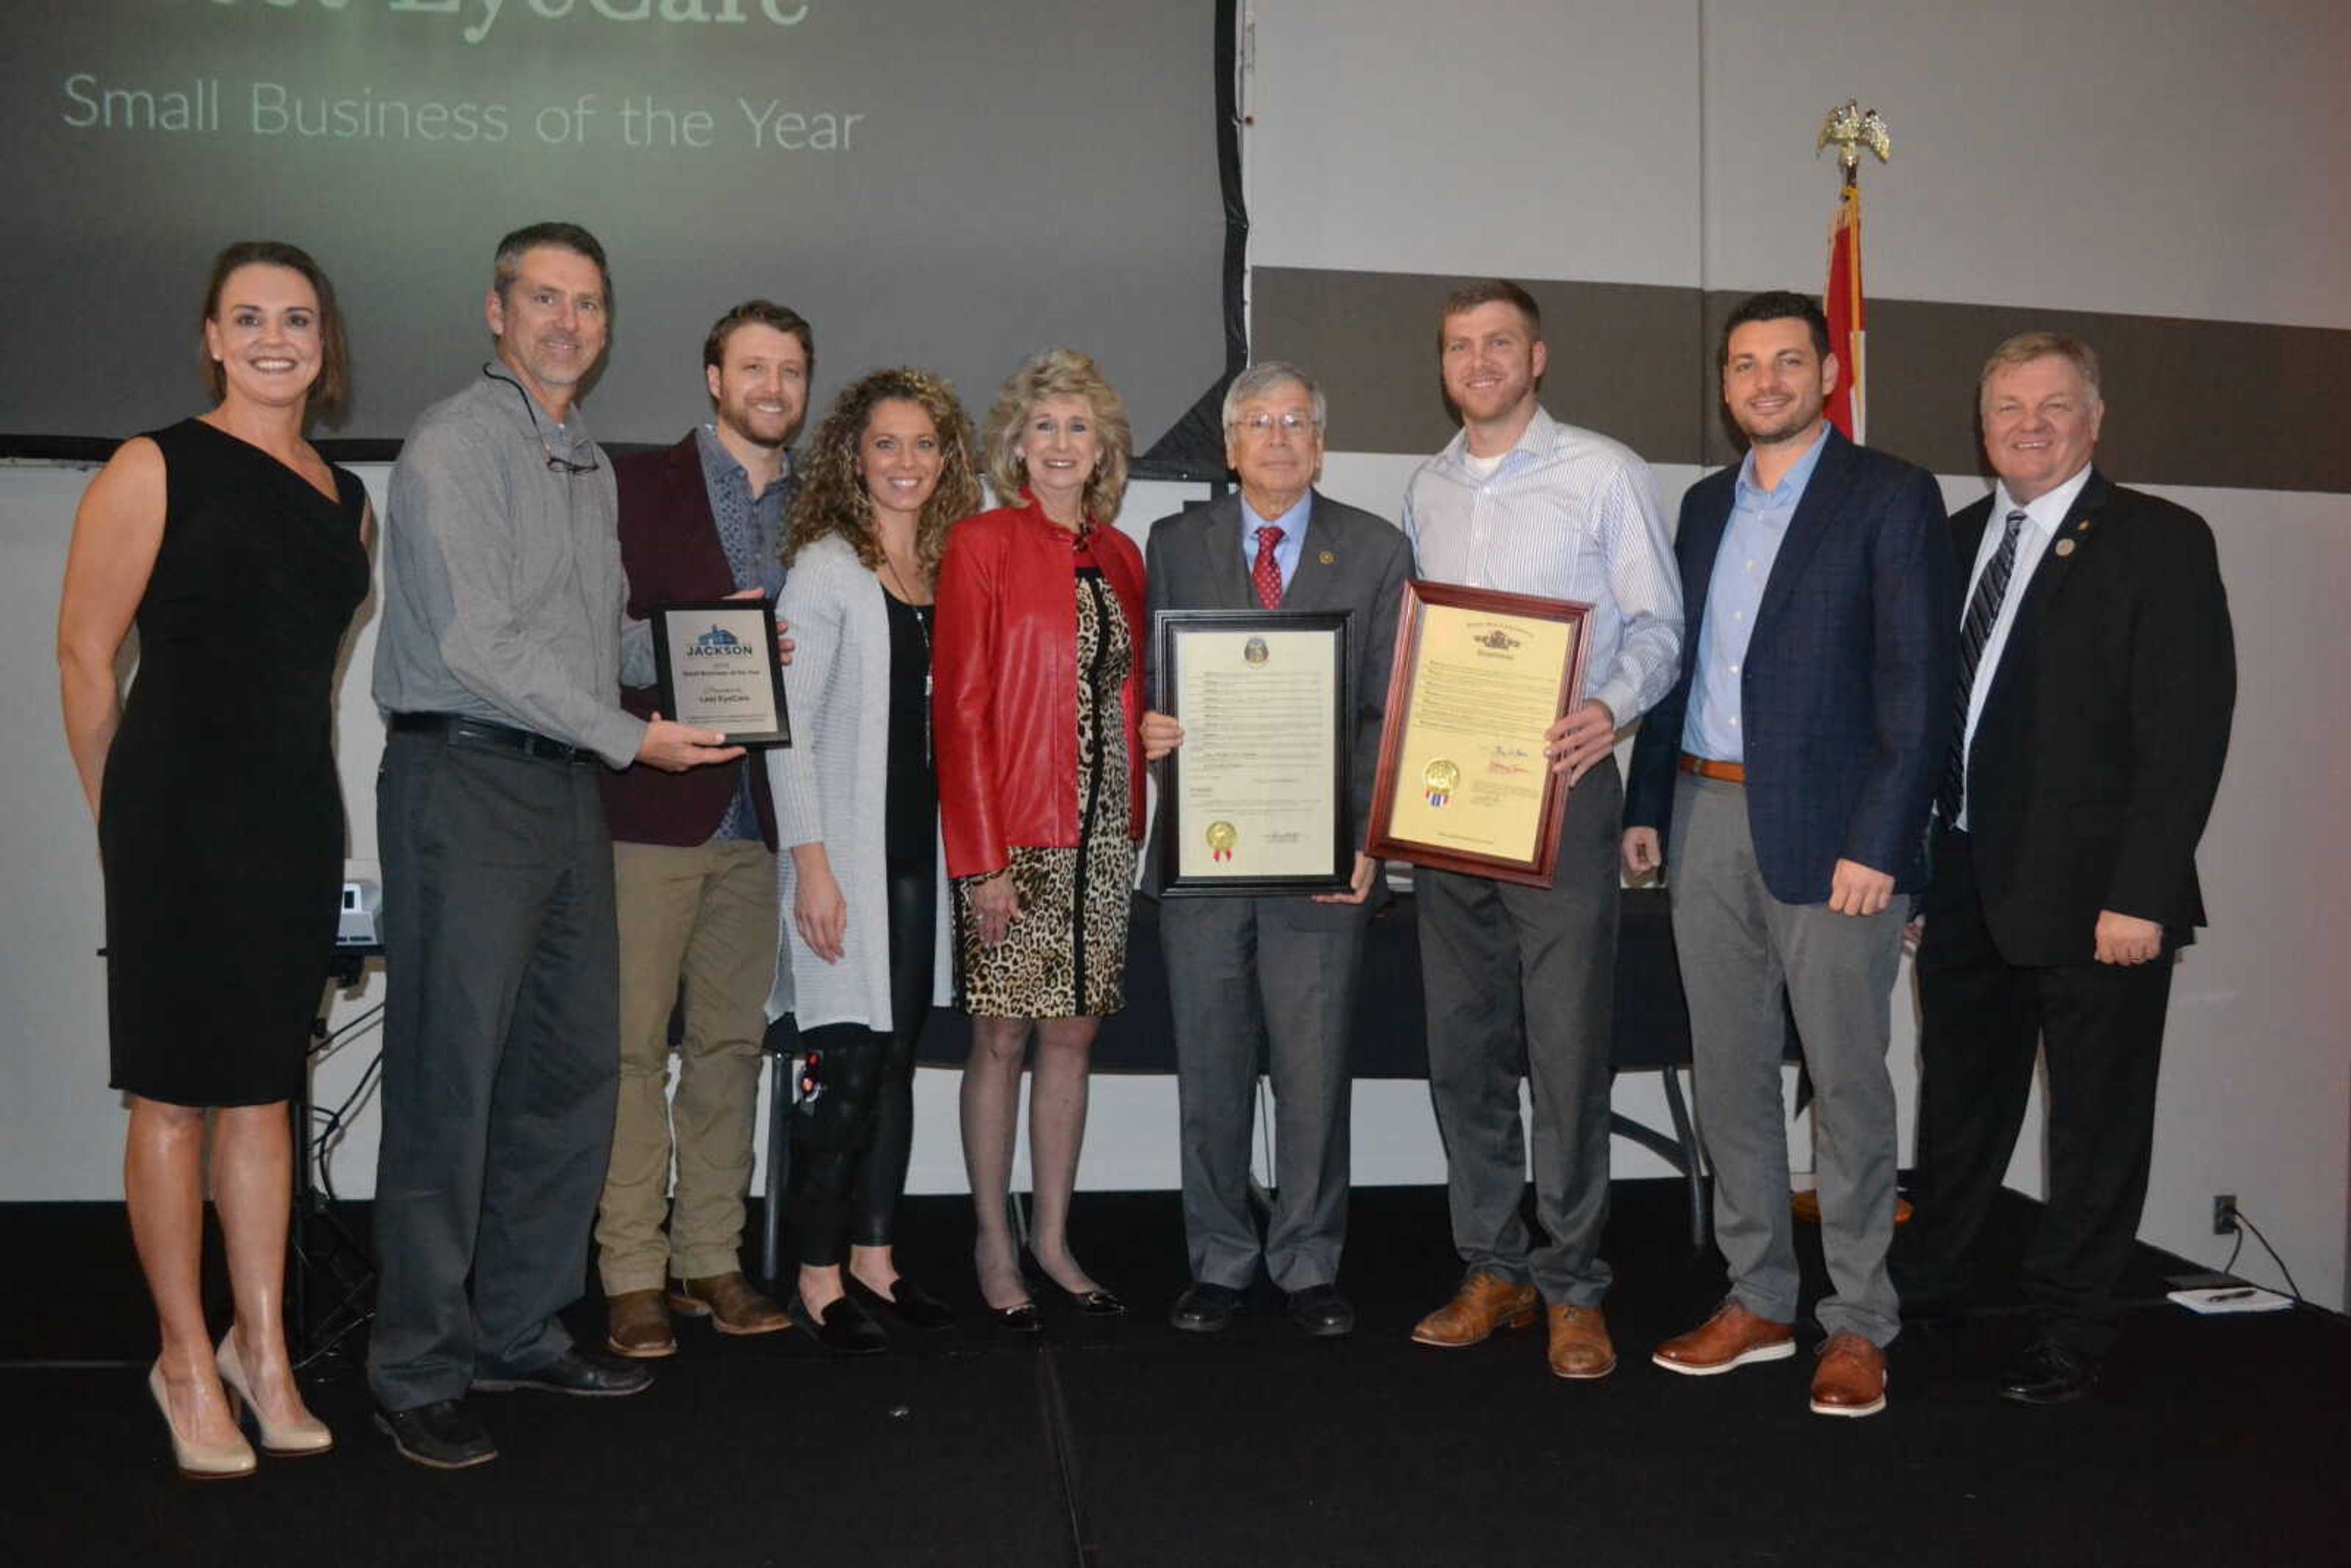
top-left (595, 301), bottom-right (812, 1356)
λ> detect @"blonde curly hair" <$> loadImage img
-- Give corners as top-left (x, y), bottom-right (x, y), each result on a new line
top-left (782, 367), bottom-right (982, 583)
top-left (981, 348), bottom-right (1132, 527)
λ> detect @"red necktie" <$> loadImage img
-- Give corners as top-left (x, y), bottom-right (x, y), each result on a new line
top-left (1251, 525), bottom-right (1285, 609)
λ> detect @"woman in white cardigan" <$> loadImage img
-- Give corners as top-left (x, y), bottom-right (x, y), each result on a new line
top-left (764, 368), bottom-right (982, 1353)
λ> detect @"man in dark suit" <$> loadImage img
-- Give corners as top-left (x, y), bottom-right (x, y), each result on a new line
top-left (1623, 290), bottom-right (1954, 1417)
top-left (1138, 361), bottom-right (1414, 1337)
top-left (1898, 332), bottom-right (2235, 1403)
top-left (594, 300), bottom-right (811, 1357)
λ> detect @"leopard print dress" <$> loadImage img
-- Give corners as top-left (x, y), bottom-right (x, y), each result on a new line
top-left (953, 563), bottom-right (1135, 1018)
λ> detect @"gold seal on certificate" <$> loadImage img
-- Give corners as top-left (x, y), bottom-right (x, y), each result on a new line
top-left (1153, 609), bottom-right (1353, 896)
top-left (648, 598), bottom-right (791, 748)
top-left (1365, 581), bottom-right (1593, 887)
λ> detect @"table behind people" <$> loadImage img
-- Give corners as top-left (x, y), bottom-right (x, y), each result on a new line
top-left (764, 367), bottom-right (980, 1354)
top-left (595, 299), bottom-right (814, 1363)
top-left (1398, 279), bottom-right (1682, 1384)
top-left (934, 347), bottom-right (1147, 1330)
top-left (1137, 359), bottom-right (1412, 1340)
top-left (58, 238), bottom-right (368, 1480)
top-left (366, 220), bottom-right (743, 1473)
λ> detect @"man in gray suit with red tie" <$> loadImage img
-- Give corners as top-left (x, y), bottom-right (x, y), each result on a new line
top-left (1138, 362), bottom-right (1413, 1337)
top-left (1622, 290), bottom-right (1954, 1418)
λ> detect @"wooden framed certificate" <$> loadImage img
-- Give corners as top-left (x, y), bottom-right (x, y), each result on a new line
top-left (1363, 581), bottom-right (1592, 888)
top-left (649, 599), bottom-right (791, 748)
top-left (1153, 609), bottom-right (1352, 896)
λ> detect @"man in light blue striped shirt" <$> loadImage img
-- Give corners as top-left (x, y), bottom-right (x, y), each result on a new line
top-left (1400, 279), bottom-right (1682, 1381)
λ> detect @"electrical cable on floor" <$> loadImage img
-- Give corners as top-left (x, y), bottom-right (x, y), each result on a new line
top-left (2230, 1210), bottom-right (2305, 1304)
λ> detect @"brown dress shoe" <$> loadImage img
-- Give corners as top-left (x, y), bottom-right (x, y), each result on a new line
top-left (667, 1272), bottom-right (790, 1337)
top-left (1652, 1300), bottom-right (1796, 1376)
top-left (1546, 1304), bottom-right (1617, 1380)
top-left (1410, 1272), bottom-right (1540, 1348)
top-left (606, 1289), bottom-right (677, 1360)
top-left (1809, 1332), bottom-right (1889, 1417)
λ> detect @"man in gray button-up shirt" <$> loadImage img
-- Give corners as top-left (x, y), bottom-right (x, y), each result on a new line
top-left (367, 221), bottom-right (741, 1471)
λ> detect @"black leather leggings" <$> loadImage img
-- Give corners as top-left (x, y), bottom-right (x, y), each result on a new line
top-left (789, 861), bottom-right (935, 1268)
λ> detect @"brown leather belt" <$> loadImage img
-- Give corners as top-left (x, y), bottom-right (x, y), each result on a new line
top-left (1679, 752), bottom-right (1746, 785)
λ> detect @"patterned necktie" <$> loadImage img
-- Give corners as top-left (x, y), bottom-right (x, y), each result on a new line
top-left (1940, 508), bottom-right (2029, 822)
top-left (1251, 525), bottom-right (1286, 609)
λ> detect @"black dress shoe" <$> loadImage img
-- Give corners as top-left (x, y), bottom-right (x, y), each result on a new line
top-left (373, 1400), bottom-right (498, 1470)
top-left (1169, 1281), bottom-right (1247, 1334)
top-left (1998, 1337), bottom-right (2102, 1405)
top-left (786, 1292), bottom-right (889, 1356)
top-left (1287, 1283), bottom-right (1356, 1338)
top-left (473, 1348), bottom-right (654, 1398)
top-left (850, 1273), bottom-right (957, 1332)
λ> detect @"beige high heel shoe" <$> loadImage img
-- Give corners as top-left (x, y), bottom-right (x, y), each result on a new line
top-left (148, 1361), bottom-right (257, 1480)
top-left (216, 1329), bottom-right (334, 1457)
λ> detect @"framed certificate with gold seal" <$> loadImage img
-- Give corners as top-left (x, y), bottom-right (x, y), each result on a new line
top-left (1364, 581), bottom-right (1592, 888)
top-left (1152, 609), bottom-right (1353, 896)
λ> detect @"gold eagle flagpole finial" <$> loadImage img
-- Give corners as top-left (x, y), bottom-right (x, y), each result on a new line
top-left (1816, 100), bottom-right (1892, 185)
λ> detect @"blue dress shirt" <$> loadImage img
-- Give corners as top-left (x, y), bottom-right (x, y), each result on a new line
top-left (1681, 426), bottom-right (1831, 763)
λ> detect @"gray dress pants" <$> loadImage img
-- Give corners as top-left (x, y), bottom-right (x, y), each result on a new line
top-left (1160, 894), bottom-right (1366, 1294)
top-left (1418, 759), bottom-right (1621, 1306)
top-left (368, 728), bottom-right (622, 1411)
top-left (1668, 772), bottom-right (1902, 1345)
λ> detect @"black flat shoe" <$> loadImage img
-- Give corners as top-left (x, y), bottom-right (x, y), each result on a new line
top-left (850, 1274), bottom-right (957, 1332)
top-left (1052, 1283), bottom-right (1126, 1317)
top-left (1025, 1250), bottom-right (1125, 1316)
top-left (786, 1292), bottom-right (889, 1356)
top-left (989, 1300), bottom-right (1043, 1334)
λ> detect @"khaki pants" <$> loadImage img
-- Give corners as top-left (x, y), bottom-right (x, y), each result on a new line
top-left (594, 838), bottom-right (779, 1294)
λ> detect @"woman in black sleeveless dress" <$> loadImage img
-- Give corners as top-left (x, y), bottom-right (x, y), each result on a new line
top-left (58, 242), bottom-right (369, 1479)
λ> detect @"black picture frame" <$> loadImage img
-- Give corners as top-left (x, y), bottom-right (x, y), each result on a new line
top-left (1153, 607), bottom-right (1352, 896)
top-left (649, 598), bottom-right (792, 748)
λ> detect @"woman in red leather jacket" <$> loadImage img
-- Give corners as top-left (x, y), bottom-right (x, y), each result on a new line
top-left (934, 348), bottom-right (1146, 1329)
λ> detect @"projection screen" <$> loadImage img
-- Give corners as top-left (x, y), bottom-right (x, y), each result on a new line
top-left (1, 1), bottom-right (1238, 469)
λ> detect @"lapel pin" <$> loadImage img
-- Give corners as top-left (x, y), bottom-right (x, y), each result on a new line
top-left (2054, 539), bottom-right (2077, 557)
top-left (1319, 550), bottom-right (1335, 565)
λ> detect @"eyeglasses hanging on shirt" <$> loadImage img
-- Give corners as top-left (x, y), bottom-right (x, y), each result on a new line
top-left (481, 364), bottom-right (601, 475)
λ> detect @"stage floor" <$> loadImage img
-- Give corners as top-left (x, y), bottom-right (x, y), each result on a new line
top-left (6, 1180), bottom-right (2344, 1567)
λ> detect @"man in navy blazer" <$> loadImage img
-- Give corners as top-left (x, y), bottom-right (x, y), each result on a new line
top-left (594, 301), bottom-right (809, 1359)
top-left (1623, 291), bottom-right (1953, 1417)
top-left (1897, 333), bottom-right (2235, 1404)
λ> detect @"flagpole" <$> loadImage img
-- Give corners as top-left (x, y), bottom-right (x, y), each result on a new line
top-left (1817, 100), bottom-right (1890, 448)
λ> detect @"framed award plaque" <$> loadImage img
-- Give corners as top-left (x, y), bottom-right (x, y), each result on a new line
top-left (1363, 580), bottom-right (1592, 888)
